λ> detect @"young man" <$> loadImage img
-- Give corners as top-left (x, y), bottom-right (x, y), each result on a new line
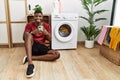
top-left (23, 10), bottom-right (60, 78)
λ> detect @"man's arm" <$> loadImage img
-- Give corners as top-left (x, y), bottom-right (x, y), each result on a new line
top-left (43, 29), bottom-right (51, 41)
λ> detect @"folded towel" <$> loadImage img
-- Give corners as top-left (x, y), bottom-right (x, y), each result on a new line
top-left (106, 27), bottom-right (111, 43)
top-left (97, 26), bottom-right (108, 45)
top-left (109, 27), bottom-right (120, 51)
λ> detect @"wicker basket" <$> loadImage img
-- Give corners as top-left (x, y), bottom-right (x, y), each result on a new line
top-left (100, 45), bottom-right (120, 66)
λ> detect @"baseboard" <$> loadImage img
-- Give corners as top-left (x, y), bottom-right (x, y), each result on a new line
top-left (13, 43), bottom-right (24, 47)
top-left (0, 41), bottom-right (96, 48)
top-left (0, 43), bottom-right (24, 48)
top-left (0, 43), bottom-right (9, 48)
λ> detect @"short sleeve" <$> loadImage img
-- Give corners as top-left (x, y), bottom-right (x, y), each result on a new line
top-left (24, 23), bottom-right (31, 33)
top-left (43, 22), bottom-right (51, 33)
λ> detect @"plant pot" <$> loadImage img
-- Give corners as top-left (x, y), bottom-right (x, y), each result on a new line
top-left (85, 40), bottom-right (94, 48)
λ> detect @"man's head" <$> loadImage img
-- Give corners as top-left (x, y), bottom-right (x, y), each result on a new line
top-left (34, 10), bottom-right (43, 23)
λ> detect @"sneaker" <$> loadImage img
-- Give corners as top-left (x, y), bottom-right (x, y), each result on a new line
top-left (26, 64), bottom-right (35, 78)
top-left (23, 56), bottom-right (28, 64)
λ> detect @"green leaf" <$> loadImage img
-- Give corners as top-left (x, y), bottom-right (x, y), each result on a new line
top-left (94, 0), bottom-right (107, 6)
top-left (33, 5), bottom-right (42, 12)
top-left (80, 0), bottom-right (108, 40)
top-left (93, 10), bottom-right (108, 15)
top-left (81, 0), bottom-right (91, 14)
top-left (95, 18), bottom-right (107, 22)
top-left (80, 16), bottom-right (89, 23)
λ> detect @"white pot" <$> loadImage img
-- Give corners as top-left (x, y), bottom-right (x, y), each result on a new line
top-left (85, 40), bottom-right (94, 48)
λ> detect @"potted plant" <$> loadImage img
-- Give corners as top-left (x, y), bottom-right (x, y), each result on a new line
top-left (33, 5), bottom-right (42, 12)
top-left (80, 0), bottom-right (108, 48)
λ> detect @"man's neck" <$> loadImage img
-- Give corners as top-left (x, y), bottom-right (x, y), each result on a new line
top-left (35, 21), bottom-right (42, 26)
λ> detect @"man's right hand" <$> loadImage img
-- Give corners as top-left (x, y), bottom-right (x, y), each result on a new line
top-left (31, 29), bottom-right (40, 35)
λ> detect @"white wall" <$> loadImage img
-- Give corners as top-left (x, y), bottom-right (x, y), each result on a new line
top-left (0, 0), bottom-right (26, 44)
top-left (78, 0), bottom-right (113, 41)
top-left (0, 0), bottom-right (8, 44)
top-left (27, 0), bottom-right (113, 41)
top-left (113, 0), bottom-right (120, 26)
top-left (9, 0), bottom-right (26, 43)
top-left (0, 0), bottom-right (114, 45)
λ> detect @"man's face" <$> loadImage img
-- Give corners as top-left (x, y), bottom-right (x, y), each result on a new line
top-left (34, 13), bottom-right (43, 23)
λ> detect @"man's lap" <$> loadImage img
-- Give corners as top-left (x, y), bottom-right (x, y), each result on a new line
top-left (32, 42), bottom-right (50, 56)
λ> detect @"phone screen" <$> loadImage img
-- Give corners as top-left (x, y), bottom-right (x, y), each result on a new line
top-left (38, 26), bottom-right (43, 31)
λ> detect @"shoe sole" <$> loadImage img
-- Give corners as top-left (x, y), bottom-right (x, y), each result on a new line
top-left (26, 68), bottom-right (35, 78)
top-left (23, 56), bottom-right (27, 64)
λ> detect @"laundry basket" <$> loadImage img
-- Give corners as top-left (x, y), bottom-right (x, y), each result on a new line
top-left (100, 45), bottom-right (120, 66)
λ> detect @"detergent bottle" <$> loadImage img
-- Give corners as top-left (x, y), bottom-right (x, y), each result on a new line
top-left (53, 0), bottom-right (61, 14)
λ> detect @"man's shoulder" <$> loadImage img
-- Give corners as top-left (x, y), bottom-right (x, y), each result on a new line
top-left (26, 22), bottom-right (35, 27)
top-left (27, 21), bottom-right (35, 25)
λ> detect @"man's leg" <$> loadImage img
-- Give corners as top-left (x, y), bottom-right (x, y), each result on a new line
top-left (32, 50), bottom-right (60, 61)
top-left (24, 32), bottom-right (35, 77)
top-left (24, 33), bottom-right (33, 64)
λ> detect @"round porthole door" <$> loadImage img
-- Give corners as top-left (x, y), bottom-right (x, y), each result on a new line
top-left (54, 22), bottom-right (74, 42)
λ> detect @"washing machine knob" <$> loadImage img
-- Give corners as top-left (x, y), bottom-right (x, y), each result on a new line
top-left (63, 17), bottom-right (66, 19)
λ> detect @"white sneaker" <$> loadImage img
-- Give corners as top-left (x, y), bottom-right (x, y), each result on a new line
top-left (23, 56), bottom-right (27, 64)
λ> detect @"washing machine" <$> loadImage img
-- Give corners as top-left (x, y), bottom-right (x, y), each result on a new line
top-left (51, 13), bottom-right (78, 49)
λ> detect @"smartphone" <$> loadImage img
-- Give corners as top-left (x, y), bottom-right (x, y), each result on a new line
top-left (38, 26), bottom-right (43, 31)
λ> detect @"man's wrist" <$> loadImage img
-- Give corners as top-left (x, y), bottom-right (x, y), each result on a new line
top-left (45, 32), bottom-right (49, 36)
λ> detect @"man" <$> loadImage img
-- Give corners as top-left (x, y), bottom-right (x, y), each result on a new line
top-left (23, 10), bottom-right (60, 78)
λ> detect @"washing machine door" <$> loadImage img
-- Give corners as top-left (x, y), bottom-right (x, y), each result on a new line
top-left (54, 21), bottom-right (74, 42)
